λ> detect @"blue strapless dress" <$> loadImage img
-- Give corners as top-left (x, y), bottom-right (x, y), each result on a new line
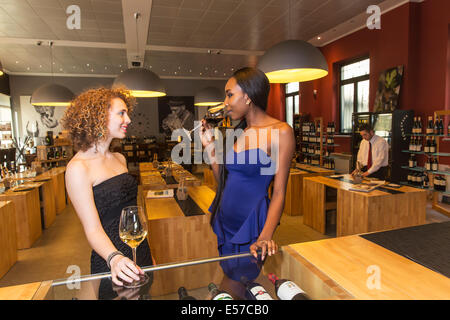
top-left (209, 148), bottom-right (276, 281)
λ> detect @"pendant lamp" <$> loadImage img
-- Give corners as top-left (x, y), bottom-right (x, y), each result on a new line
top-left (256, 0), bottom-right (328, 83)
top-left (113, 67), bottom-right (166, 97)
top-left (0, 60), bottom-right (3, 76)
top-left (31, 83), bottom-right (75, 107)
top-left (112, 12), bottom-right (166, 98)
top-left (257, 40), bottom-right (328, 83)
top-left (31, 41), bottom-right (74, 107)
top-left (194, 86), bottom-right (223, 106)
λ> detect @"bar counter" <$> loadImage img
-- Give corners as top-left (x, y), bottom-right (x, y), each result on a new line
top-left (303, 174), bottom-right (427, 236)
top-left (1, 223), bottom-right (448, 300)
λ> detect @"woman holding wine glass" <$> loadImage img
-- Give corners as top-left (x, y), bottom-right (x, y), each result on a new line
top-left (200, 67), bottom-right (295, 278)
top-left (63, 88), bottom-right (153, 292)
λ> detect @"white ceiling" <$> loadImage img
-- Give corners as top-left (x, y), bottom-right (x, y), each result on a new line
top-left (0, 0), bottom-right (413, 79)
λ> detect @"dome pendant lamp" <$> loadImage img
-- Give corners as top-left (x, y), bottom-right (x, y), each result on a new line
top-left (113, 67), bottom-right (166, 98)
top-left (0, 60), bottom-right (4, 76)
top-left (112, 12), bottom-right (166, 98)
top-left (194, 86), bottom-right (223, 107)
top-left (257, 0), bottom-right (328, 83)
top-left (31, 41), bottom-right (74, 107)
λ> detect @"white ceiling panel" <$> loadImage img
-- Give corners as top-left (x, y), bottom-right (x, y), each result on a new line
top-left (0, 0), bottom-right (405, 78)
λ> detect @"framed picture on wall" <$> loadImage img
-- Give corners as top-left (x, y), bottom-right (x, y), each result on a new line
top-left (374, 65), bottom-right (404, 112)
top-left (158, 96), bottom-right (195, 135)
top-left (20, 96), bottom-right (67, 138)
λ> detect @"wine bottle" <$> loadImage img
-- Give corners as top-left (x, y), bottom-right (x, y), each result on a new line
top-left (425, 157), bottom-right (432, 171)
top-left (412, 117), bottom-right (418, 134)
top-left (268, 273), bottom-right (310, 300)
top-left (208, 283), bottom-right (233, 300)
top-left (430, 137), bottom-right (436, 153)
top-left (439, 118), bottom-right (444, 135)
top-left (432, 157), bottom-right (438, 171)
top-left (423, 173), bottom-right (429, 188)
top-left (417, 116), bottom-right (422, 134)
top-left (424, 137), bottom-right (430, 153)
top-left (409, 154), bottom-right (414, 168)
top-left (427, 116), bottom-right (434, 134)
top-left (240, 276), bottom-right (274, 300)
top-left (434, 117), bottom-right (439, 135)
top-left (178, 287), bottom-right (196, 300)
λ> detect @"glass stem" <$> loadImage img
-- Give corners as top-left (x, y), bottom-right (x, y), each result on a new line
top-left (132, 247), bottom-right (137, 265)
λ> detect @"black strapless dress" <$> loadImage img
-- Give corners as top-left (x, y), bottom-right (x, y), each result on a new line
top-left (91, 172), bottom-right (153, 274)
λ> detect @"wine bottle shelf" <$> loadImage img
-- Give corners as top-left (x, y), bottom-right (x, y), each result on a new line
top-left (401, 150), bottom-right (450, 157)
top-left (400, 182), bottom-right (450, 195)
top-left (401, 166), bottom-right (450, 176)
top-left (406, 134), bottom-right (446, 137)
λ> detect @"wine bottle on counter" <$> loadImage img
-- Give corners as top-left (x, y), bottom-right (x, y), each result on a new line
top-left (240, 276), bottom-right (274, 300)
top-left (208, 283), bottom-right (233, 300)
top-left (178, 287), bottom-right (196, 300)
top-left (427, 116), bottom-right (434, 134)
top-left (267, 273), bottom-right (310, 300)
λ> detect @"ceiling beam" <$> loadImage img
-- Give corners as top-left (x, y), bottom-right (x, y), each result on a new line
top-left (121, 0), bottom-right (152, 68)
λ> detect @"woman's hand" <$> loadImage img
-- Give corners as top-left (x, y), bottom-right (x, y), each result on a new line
top-left (110, 255), bottom-right (144, 286)
top-left (199, 119), bottom-right (215, 148)
top-left (249, 238), bottom-right (278, 261)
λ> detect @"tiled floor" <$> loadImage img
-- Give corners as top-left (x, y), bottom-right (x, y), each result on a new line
top-left (0, 185), bottom-right (448, 289)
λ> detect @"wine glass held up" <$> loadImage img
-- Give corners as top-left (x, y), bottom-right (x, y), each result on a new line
top-left (185, 103), bottom-right (227, 139)
top-left (119, 206), bottom-right (150, 288)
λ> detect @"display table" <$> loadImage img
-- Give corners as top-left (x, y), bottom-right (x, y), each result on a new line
top-left (144, 185), bottom-right (218, 295)
top-left (0, 186), bottom-right (41, 249)
top-left (303, 175), bottom-right (427, 236)
top-left (0, 201), bottom-right (17, 279)
top-left (140, 163), bottom-right (201, 191)
top-left (283, 164), bottom-right (334, 216)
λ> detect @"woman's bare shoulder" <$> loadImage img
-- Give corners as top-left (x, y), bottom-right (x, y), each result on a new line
top-left (66, 156), bottom-right (90, 179)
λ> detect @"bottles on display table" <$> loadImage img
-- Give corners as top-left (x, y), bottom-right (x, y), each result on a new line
top-left (240, 276), bottom-right (274, 300)
top-left (267, 273), bottom-right (310, 300)
top-left (208, 283), bottom-right (233, 300)
top-left (324, 158), bottom-right (335, 170)
top-left (178, 287), bottom-right (196, 300)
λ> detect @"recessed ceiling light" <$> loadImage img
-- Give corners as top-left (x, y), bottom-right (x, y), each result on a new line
top-left (231, 68), bottom-right (234, 71)
top-left (200, 72), bottom-right (203, 75)
top-left (87, 63), bottom-right (90, 67)
top-left (27, 67), bottom-right (30, 70)
top-left (317, 36), bottom-right (321, 40)
top-left (16, 61), bottom-right (19, 64)
top-left (39, 65), bottom-right (42, 68)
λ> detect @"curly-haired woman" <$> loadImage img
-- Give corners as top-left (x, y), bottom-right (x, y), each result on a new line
top-left (62, 87), bottom-right (153, 290)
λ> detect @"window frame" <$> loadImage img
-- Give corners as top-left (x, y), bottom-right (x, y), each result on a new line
top-left (338, 56), bottom-right (370, 134)
top-left (285, 82), bottom-right (299, 128)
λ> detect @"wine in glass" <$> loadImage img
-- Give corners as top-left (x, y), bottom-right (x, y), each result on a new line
top-left (185, 103), bottom-right (227, 139)
top-left (119, 205), bottom-right (149, 288)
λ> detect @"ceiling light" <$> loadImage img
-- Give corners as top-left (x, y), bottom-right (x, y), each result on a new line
top-left (31, 83), bottom-right (74, 107)
top-left (113, 67), bottom-right (166, 98)
top-left (31, 41), bottom-right (74, 107)
top-left (257, 40), bottom-right (328, 83)
top-left (317, 36), bottom-right (321, 40)
top-left (0, 60), bottom-right (4, 76)
top-left (194, 87), bottom-right (224, 106)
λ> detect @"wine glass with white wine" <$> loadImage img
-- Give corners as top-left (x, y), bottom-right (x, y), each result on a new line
top-left (119, 205), bottom-right (149, 288)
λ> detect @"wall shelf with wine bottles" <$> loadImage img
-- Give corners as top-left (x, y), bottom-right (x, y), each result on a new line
top-left (404, 110), bottom-right (450, 218)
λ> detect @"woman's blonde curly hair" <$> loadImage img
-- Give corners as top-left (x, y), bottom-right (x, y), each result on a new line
top-left (61, 87), bottom-right (136, 151)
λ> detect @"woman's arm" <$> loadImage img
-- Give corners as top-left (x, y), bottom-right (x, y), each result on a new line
top-left (65, 161), bottom-right (143, 286)
top-left (250, 124), bottom-right (295, 260)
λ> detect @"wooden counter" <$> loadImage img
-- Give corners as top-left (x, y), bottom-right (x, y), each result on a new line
top-left (283, 164), bottom-right (334, 216)
top-left (144, 185), bottom-right (220, 295)
top-left (140, 164), bottom-right (201, 191)
top-left (288, 235), bottom-right (450, 299)
top-left (0, 201), bottom-right (17, 279)
top-left (303, 175), bottom-right (427, 236)
top-left (0, 186), bottom-right (41, 249)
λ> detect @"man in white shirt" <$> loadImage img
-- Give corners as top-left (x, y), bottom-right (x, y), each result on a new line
top-left (352, 123), bottom-right (389, 180)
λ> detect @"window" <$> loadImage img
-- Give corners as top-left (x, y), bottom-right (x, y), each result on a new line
top-left (285, 82), bottom-right (299, 127)
top-left (340, 58), bottom-right (370, 133)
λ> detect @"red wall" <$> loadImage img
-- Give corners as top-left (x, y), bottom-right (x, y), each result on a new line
top-left (298, 0), bottom-right (450, 156)
top-left (267, 83), bottom-right (286, 121)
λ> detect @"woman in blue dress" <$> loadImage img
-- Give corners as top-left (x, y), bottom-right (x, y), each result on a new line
top-left (200, 67), bottom-right (295, 270)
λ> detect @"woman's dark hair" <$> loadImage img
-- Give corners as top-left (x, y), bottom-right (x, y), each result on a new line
top-left (232, 67), bottom-right (270, 111)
